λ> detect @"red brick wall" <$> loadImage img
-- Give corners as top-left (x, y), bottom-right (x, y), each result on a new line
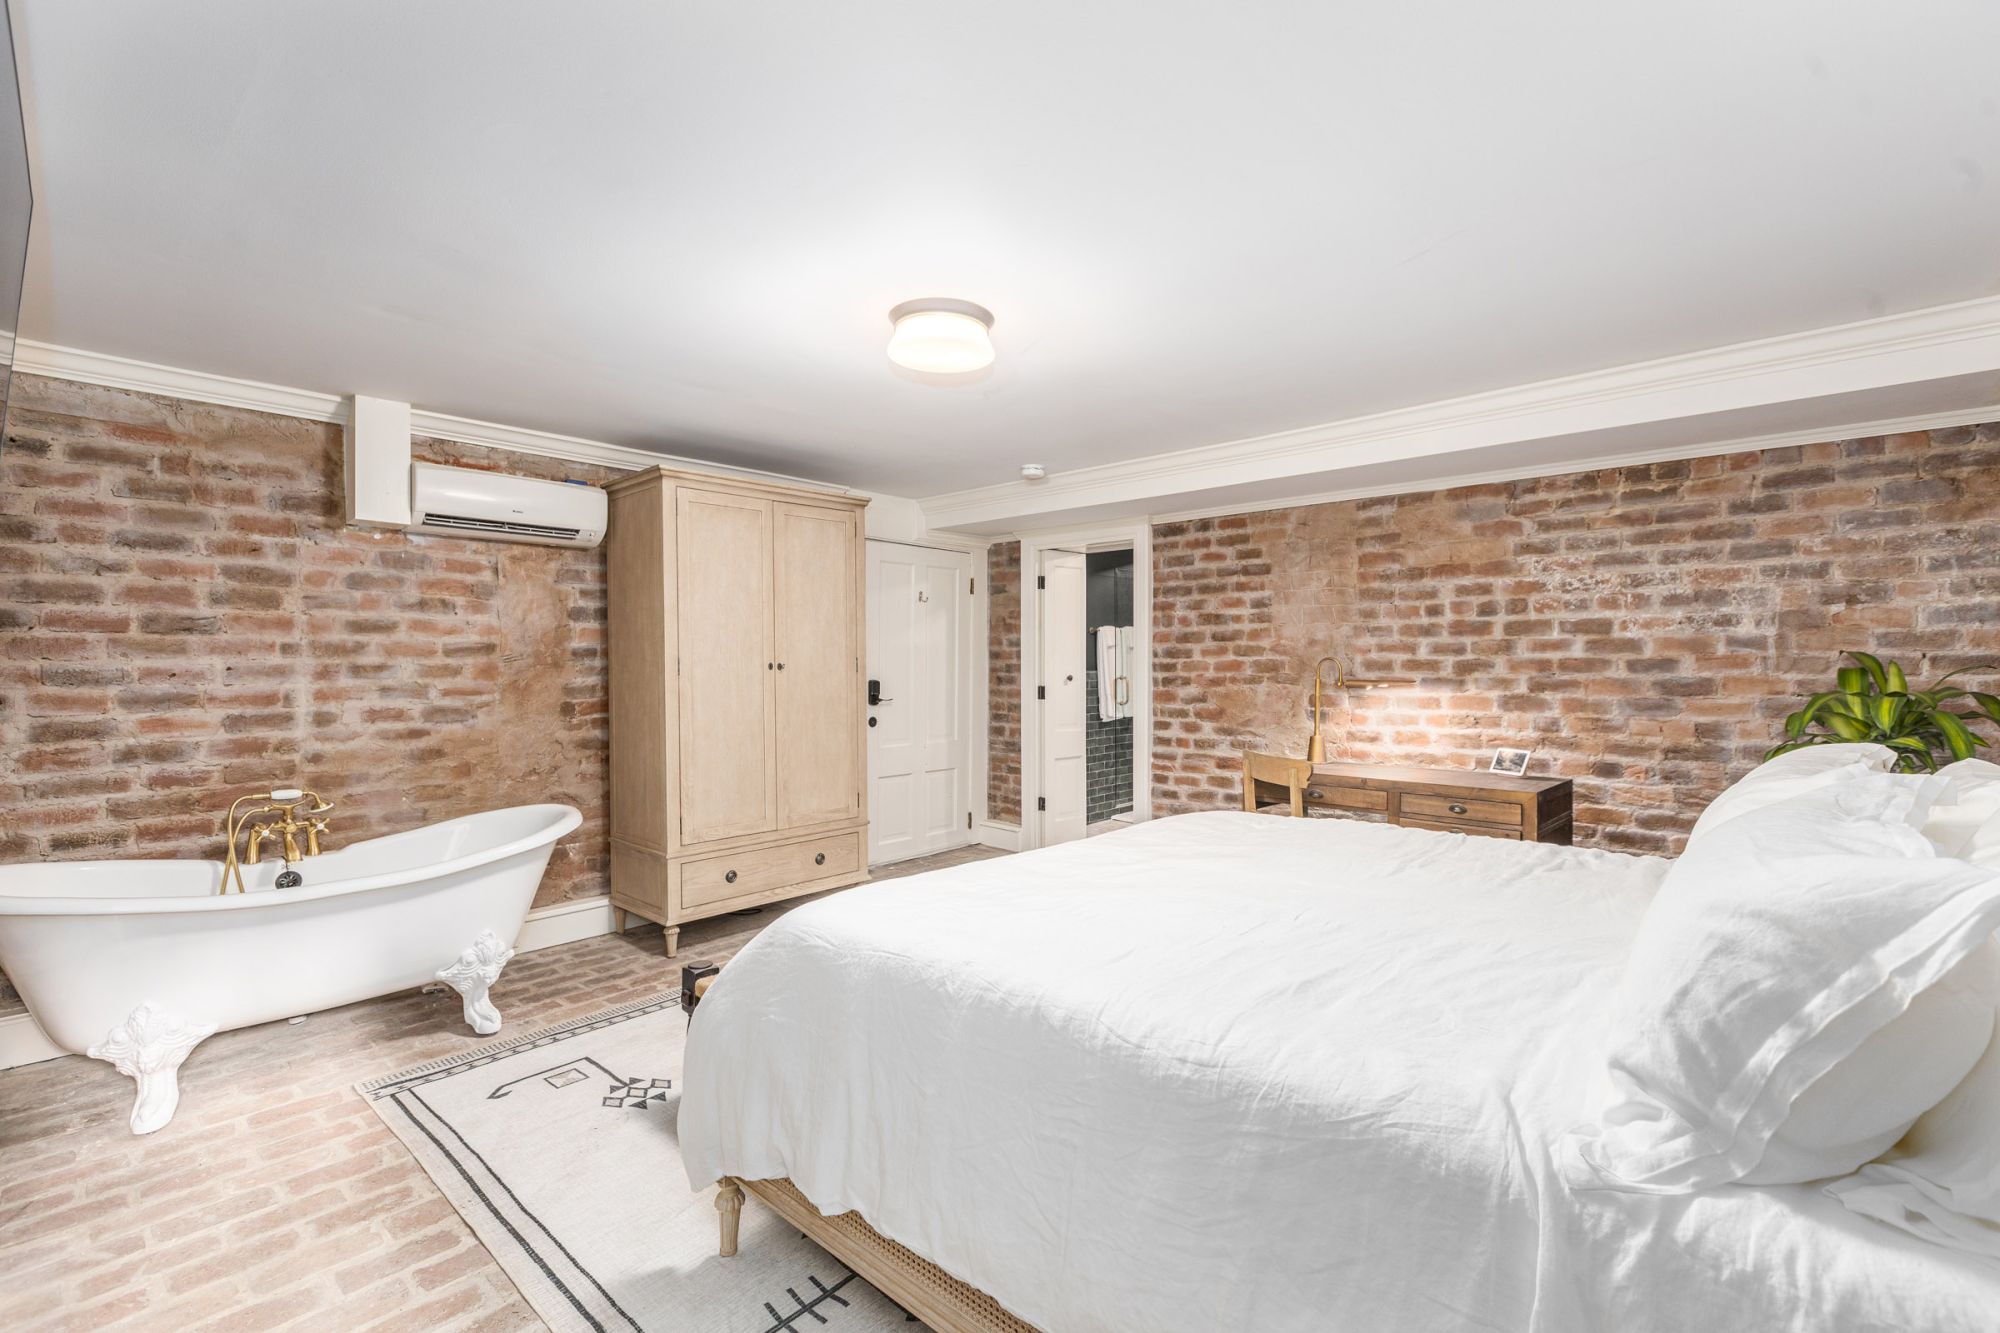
top-left (1153, 425), bottom-right (2000, 855)
top-left (987, 541), bottom-right (1022, 823)
top-left (0, 375), bottom-right (613, 913)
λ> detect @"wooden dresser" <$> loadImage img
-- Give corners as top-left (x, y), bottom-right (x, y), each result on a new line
top-left (1248, 757), bottom-right (1573, 844)
top-left (605, 468), bottom-right (870, 956)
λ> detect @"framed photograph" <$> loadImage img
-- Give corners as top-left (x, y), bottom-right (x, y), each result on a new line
top-left (1489, 746), bottom-right (1532, 776)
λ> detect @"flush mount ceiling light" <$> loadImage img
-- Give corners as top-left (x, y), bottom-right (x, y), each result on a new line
top-left (887, 298), bottom-right (995, 374)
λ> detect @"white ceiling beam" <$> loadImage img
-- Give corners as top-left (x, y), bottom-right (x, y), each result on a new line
top-left (920, 295), bottom-right (2000, 534)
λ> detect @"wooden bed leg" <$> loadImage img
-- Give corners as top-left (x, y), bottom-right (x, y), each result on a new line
top-left (613, 907), bottom-right (627, 935)
top-left (716, 1177), bottom-right (744, 1257)
top-left (666, 926), bottom-right (680, 958)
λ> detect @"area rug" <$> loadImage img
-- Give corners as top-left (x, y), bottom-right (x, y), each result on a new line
top-left (358, 991), bottom-right (920, 1332)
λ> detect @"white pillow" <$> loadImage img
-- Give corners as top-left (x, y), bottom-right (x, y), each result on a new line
top-left (1686, 743), bottom-right (1897, 847)
top-left (1922, 758), bottom-right (2000, 861)
top-left (1568, 772), bottom-right (2000, 1193)
top-left (1741, 943), bottom-right (1996, 1184)
top-left (1827, 970), bottom-right (2000, 1258)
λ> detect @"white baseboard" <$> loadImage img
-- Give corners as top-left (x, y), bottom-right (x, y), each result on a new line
top-left (1086, 814), bottom-right (1140, 837)
top-left (0, 1010), bottom-right (67, 1072)
top-left (975, 820), bottom-right (1022, 852)
top-left (515, 896), bottom-right (618, 953)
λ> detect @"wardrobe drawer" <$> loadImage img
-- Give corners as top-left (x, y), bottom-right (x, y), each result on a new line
top-left (1401, 816), bottom-right (1522, 841)
top-left (1304, 784), bottom-right (1389, 814)
top-left (1400, 793), bottom-right (1522, 827)
top-left (678, 831), bottom-right (864, 911)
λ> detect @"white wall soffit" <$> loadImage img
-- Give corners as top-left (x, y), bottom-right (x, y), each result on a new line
top-left (10, 339), bottom-right (853, 493)
top-left (921, 295), bottom-right (2000, 534)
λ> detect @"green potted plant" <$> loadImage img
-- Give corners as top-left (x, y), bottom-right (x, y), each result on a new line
top-left (1768, 651), bottom-right (2000, 772)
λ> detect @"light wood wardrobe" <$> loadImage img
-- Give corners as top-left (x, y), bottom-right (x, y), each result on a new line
top-left (605, 467), bottom-right (869, 956)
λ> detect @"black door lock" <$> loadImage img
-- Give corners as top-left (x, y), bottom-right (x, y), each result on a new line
top-left (868, 679), bottom-right (891, 706)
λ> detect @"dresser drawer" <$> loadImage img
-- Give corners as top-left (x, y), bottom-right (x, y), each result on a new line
top-left (1401, 793), bottom-right (1522, 827)
top-left (1402, 816), bottom-right (1522, 841)
top-left (677, 830), bottom-right (864, 911)
top-left (1304, 784), bottom-right (1390, 814)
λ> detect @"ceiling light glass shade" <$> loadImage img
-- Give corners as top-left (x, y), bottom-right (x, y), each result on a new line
top-left (887, 298), bottom-right (995, 373)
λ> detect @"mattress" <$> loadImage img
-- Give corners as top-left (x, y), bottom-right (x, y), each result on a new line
top-left (679, 811), bottom-right (2000, 1332)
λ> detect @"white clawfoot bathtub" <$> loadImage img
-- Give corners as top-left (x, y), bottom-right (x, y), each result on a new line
top-left (0, 803), bottom-right (582, 1134)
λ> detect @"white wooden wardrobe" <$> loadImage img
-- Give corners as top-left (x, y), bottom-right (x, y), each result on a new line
top-left (605, 467), bottom-right (869, 956)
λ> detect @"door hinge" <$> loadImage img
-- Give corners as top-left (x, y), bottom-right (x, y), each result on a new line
top-left (1036, 685), bottom-right (1046, 700)
top-left (1037, 797), bottom-right (1047, 812)
top-left (966, 811), bottom-right (972, 829)
top-left (969, 576), bottom-right (976, 595)
top-left (1036, 575), bottom-right (1046, 589)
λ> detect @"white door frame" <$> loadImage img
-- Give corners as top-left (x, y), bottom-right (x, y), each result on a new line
top-left (864, 535), bottom-right (992, 859)
top-left (1018, 521), bottom-right (1153, 852)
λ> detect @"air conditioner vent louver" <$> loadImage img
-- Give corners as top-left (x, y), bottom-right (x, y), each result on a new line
top-left (419, 511), bottom-right (582, 541)
top-left (405, 463), bottom-right (605, 549)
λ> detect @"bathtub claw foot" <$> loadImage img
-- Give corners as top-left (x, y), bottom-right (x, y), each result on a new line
top-left (87, 1002), bottom-right (215, 1135)
top-left (437, 929), bottom-right (514, 1035)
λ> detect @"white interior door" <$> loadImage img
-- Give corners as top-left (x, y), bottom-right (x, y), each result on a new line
top-left (1039, 550), bottom-right (1088, 846)
top-left (866, 541), bottom-right (973, 865)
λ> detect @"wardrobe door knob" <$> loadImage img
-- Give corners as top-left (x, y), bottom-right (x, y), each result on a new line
top-left (815, 852), bottom-right (826, 866)
top-left (724, 870), bottom-right (737, 884)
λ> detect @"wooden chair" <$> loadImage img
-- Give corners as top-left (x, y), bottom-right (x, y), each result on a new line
top-left (1241, 751), bottom-right (1312, 816)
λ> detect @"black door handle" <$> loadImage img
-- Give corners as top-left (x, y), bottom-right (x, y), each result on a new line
top-left (868, 679), bottom-right (892, 706)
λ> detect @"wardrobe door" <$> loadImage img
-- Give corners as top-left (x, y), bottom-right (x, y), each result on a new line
top-left (676, 487), bottom-right (778, 845)
top-left (772, 501), bottom-right (862, 830)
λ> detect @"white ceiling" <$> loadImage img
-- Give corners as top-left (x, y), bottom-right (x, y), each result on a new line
top-left (12, 2), bottom-right (2000, 498)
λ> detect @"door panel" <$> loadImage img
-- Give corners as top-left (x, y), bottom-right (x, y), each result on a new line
top-left (866, 541), bottom-right (971, 864)
top-left (774, 503), bottom-right (862, 830)
top-left (676, 489), bottom-right (776, 844)
top-left (1040, 550), bottom-right (1088, 846)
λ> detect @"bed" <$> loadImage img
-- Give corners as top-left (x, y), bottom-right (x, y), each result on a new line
top-left (678, 811), bottom-right (2000, 1332)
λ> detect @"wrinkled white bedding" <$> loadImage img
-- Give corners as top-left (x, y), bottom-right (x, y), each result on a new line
top-left (679, 812), bottom-right (2000, 1332)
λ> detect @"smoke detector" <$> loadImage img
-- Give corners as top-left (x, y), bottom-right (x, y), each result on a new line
top-left (1020, 464), bottom-right (1047, 481)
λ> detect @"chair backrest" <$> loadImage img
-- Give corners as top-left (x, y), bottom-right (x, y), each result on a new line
top-left (1241, 750), bottom-right (1312, 816)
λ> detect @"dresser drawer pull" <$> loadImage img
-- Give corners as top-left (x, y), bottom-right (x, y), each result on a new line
top-left (724, 870), bottom-right (737, 884)
top-left (1448, 803), bottom-right (1468, 815)
top-left (815, 852), bottom-right (826, 866)
top-left (1308, 789), bottom-right (1323, 800)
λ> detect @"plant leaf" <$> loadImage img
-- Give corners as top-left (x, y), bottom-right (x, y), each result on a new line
top-left (1847, 651), bottom-right (1890, 692)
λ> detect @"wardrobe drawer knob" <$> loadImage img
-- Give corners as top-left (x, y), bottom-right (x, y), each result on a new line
top-left (724, 870), bottom-right (737, 884)
top-left (814, 852), bottom-right (826, 866)
top-left (1448, 803), bottom-right (1468, 815)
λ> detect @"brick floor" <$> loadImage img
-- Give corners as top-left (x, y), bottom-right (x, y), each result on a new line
top-left (0, 846), bottom-right (1004, 1332)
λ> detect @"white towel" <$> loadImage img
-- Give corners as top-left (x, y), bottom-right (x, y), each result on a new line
top-left (1117, 626), bottom-right (1137, 714)
top-left (1095, 627), bottom-right (1124, 721)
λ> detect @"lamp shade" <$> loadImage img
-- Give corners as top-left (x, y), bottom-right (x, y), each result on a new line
top-left (887, 298), bottom-right (995, 374)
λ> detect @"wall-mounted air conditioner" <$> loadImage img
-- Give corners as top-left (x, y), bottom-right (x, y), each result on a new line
top-left (407, 462), bottom-right (607, 549)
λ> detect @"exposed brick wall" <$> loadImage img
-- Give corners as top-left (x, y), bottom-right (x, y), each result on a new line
top-left (0, 375), bottom-right (613, 917)
top-left (1153, 425), bottom-right (2000, 855)
top-left (986, 540), bottom-right (1021, 823)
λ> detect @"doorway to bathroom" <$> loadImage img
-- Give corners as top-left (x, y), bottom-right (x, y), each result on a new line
top-left (1083, 550), bottom-right (1136, 833)
top-left (1024, 525), bottom-right (1150, 851)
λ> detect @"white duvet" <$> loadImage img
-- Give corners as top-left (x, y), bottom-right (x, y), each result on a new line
top-left (679, 812), bottom-right (2000, 1332)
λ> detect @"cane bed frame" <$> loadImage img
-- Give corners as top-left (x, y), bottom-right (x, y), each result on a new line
top-left (715, 1176), bottom-right (1040, 1333)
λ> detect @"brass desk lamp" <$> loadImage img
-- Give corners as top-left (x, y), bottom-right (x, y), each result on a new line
top-left (1306, 654), bottom-right (1412, 762)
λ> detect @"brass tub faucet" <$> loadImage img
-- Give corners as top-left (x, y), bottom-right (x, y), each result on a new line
top-left (221, 788), bottom-right (334, 894)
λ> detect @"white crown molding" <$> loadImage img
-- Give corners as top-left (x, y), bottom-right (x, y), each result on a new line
top-left (11, 339), bottom-right (852, 492)
top-left (18, 340), bottom-right (349, 421)
top-left (923, 294), bottom-right (2000, 532)
top-left (1138, 405), bottom-right (2000, 529)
